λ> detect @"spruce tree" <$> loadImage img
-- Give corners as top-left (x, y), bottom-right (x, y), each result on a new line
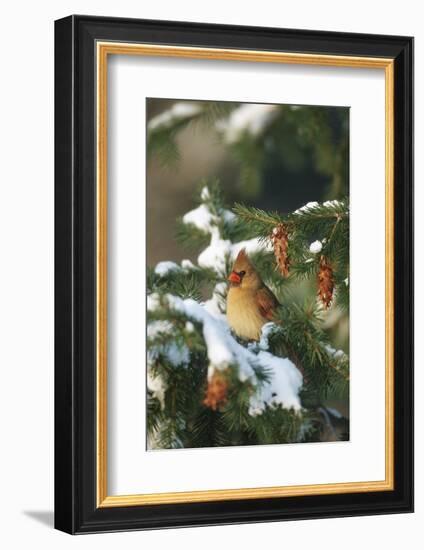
top-left (147, 182), bottom-right (349, 449)
top-left (146, 99), bottom-right (349, 449)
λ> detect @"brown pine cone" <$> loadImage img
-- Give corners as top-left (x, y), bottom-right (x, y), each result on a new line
top-left (203, 371), bottom-right (228, 411)
top-left (272, 223), bottom-right (290, 277)
top-left (318, 255), bottom-right (334, 308)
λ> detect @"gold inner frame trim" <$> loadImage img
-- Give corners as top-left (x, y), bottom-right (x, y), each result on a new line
top-left (96, 41), bottom-right (395, 508)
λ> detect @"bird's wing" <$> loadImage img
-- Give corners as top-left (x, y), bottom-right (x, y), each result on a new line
top-left (257, 285), bottom-right (280, 321)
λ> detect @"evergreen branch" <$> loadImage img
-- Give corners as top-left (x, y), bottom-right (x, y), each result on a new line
top-left (147, 181), bottom-right (349, 448)
top-left (270, 302), bottom-right (349, 401)
top-left (234, 200), bottom-right (348, 235)
top-left (175, 219), bottom-right (211, 250)
top-left (148, 266), bottom-right (217, 300)
top-left (233, 203), bottom-right (284, 229)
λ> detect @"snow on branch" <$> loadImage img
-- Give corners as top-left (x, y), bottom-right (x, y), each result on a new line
top-left (148, 320), bottom-right (190, 367)
top-left (148, 291), bottom-right (303, 415)
top-left (147, 320), bottom-right (190, 408)
top-left (216, 104), bottom-right (279, 144)
top-left (182, 186), bottom-right (272, 274)
top-left (148, 102), bottom-right (201, 132)
top-left (248, 352), bottom-right (303, 416)
top-left (183, 203), bottom-right (235, 232)
top-left (154, 259), bottom-right (203, 278)
top-left (154, 261), bottom-right (181, 277)
top-left (197, 229), bottom-right (272, 274)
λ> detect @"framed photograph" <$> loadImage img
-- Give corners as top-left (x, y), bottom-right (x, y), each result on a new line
top-left (54, 15), bottom-right (413, 534)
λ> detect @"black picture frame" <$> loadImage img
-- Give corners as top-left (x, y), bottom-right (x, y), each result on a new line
top-left (55, 14), bottom-right (414, 534)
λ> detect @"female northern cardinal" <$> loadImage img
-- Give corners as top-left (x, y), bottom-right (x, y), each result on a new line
top-left (226, 249), bottom-right (280, 341)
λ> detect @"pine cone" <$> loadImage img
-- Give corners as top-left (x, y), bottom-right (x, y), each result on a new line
top-left (272, 223), bottom-right (290, 277)
top-left (318, 255), bottom-right (334, 308)
top-left (203, 371), bottom-right (228, 411)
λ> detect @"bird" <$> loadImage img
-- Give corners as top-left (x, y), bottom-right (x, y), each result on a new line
top-left (226, 248), bottom-right (280, 341)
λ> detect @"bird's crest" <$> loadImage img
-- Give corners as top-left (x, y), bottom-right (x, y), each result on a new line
top-left (232, 248), bottom-right (255, 273)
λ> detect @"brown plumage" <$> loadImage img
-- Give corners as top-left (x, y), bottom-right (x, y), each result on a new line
top-left (226, 249), bottom-right (280, 341)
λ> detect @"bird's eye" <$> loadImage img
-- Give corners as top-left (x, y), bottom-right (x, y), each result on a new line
top-left (239, 270), bottom-right (246, 277)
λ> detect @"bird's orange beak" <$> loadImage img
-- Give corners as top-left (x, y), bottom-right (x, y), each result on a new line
top-left (228, 271), bottom-right (241, 284)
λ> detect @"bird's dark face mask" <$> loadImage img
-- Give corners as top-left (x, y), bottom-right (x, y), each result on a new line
top-left (228, 270), bottom-right (246, 287)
